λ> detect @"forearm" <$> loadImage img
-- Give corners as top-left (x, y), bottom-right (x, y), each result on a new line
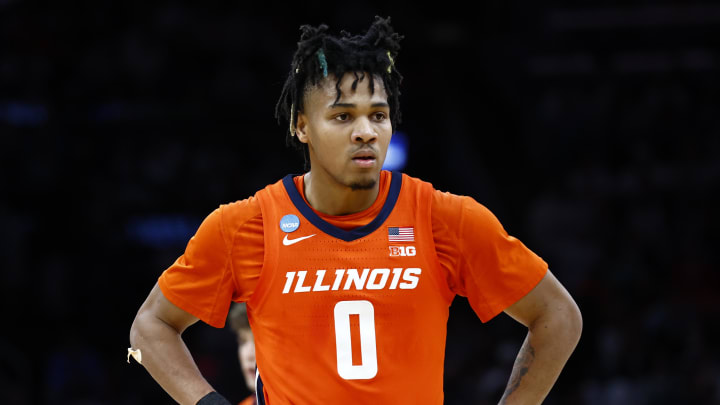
top-left (130, 313), bottom-right (214, 405)
top-left (499, 308), bottom-right (582, 404)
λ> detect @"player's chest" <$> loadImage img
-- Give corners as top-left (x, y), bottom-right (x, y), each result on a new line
top-left (273, 221), bottom-right (433, 297)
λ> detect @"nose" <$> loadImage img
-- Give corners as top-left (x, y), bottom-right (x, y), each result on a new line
top-left (351, 117), bottom-right (377, 144)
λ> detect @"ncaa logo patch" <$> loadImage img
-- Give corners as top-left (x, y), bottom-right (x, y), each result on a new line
top-left (279, 214), bottom-right (300, 233)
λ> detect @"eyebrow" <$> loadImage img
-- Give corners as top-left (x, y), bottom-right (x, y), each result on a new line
top-left (329, 102), bottom-right (390, 109)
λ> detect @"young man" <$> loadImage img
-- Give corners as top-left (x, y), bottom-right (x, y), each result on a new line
top-left (129, 17), bottom-right (582, 405)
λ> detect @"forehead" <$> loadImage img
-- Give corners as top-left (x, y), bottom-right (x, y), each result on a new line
top-left (304, 72), bottom-right (388, 108)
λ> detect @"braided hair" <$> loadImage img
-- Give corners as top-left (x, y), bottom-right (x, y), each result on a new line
top-left (275, 16), bottom-right (404, 168)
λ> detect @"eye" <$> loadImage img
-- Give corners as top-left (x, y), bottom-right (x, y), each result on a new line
top-left (373, 112), bottom-right (388, 121)
top-left (335, 113), bottom-right (350, 121)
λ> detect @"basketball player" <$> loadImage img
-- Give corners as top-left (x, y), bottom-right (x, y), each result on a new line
top-left (129, 16), bottom-right (582, 405)
top-left (228, 303), bottom-right (257, 405)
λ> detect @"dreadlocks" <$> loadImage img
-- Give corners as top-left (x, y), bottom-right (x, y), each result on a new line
top-left (275, 16), bottom-right (404, 168)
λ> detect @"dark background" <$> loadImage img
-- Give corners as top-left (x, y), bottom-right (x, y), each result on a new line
top-left (2, 1), bottom-right (719, 404)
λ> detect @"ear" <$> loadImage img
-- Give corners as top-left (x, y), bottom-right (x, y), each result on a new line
top-left (295, 113), bottom-right (309, 144)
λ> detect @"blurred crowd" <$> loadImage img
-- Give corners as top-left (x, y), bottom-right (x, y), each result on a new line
top-left (1, 1), bottom-right (718, 404)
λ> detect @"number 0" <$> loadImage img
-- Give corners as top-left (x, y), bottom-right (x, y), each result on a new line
top-left (333, 300), bottom-right (378, 380)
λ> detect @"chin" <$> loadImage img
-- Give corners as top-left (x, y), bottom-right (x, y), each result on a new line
top-left (347, 173), bottom-right (378, 191)
top-left (349, 181), bottom-right (376, 191)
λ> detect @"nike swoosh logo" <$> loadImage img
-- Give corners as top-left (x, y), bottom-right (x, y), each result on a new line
top-left (282, 234), bottom-right (316, 246)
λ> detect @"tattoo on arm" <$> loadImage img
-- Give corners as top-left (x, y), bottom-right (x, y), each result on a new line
top-left (499, 336), bottom-right (535, 404)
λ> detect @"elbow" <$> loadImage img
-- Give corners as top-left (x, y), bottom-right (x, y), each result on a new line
top-left (566, 299), bottom-right (583, 347)
top-left (129, 317), bottom-right (141, 348)
top-left (536, 298), bottom-right (583, 348)
top-left (129, 311), bottom-right (148, 349)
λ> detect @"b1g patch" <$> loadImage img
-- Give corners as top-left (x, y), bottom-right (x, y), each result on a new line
top-left (389, 245), bottom-right (416, 257)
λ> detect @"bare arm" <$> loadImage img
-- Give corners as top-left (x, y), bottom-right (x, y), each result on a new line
top-left (498, 270), bottom-right (582, 404)
top-left (129, 283), bottom-right (214, 405)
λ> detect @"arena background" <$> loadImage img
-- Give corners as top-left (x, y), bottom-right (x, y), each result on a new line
top-left (1, 1), bottom-right (718, 404)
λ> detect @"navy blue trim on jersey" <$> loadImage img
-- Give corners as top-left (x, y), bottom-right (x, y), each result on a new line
top-left (282, 171), bottom-right (403, 242)
top-left (256, 371), bottom-right (265, 405)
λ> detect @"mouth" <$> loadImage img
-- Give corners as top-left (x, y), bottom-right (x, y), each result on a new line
top-left (351, 149), bottom-right (378, 168)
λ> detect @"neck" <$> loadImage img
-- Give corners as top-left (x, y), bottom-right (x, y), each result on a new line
top-left (303, 171), bottom-right (380, 216)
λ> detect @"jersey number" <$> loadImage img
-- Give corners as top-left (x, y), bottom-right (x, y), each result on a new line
top-left (333, 300), bottom-right (378, 380)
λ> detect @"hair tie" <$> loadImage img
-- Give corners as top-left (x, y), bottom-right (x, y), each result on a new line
top-left (386, 51), bottom-right (395, 73)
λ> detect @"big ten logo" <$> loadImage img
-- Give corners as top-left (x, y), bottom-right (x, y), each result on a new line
top-left (389, 245), bottom-right (416, 257)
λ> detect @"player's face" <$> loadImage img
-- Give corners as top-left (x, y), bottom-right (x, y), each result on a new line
top-left (296, 72), bottom-right (392, 190)
top-left (237, 330), bottom-right (256, 392)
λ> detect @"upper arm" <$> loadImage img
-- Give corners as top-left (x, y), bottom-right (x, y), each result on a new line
top-left (134, 283), bottom-right (200, 334)
top-left (432, 190), bottom-right (548, 322)
top-left (157, 199), bottom-right (263, 328)
top-left (503, 270), bottom-right (582, 329)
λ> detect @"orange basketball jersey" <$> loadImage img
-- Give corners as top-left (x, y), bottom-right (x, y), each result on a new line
top-left (250, 172), bottom-right (454, 404)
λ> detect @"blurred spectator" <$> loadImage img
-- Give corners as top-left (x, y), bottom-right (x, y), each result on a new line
top-left (228, 303), bottom-right (257, 405)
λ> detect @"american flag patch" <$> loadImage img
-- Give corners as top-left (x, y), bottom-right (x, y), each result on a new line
top-left (388, 226), bottom-right (414, 242)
